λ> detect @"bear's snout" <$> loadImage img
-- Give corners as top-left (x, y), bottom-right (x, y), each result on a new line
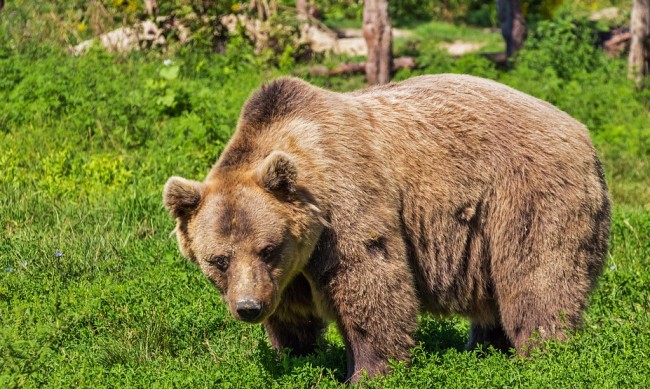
top-left (235, 298), bottom-right (263, 322)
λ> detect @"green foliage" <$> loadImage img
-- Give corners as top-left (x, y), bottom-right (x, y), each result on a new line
top-left (523, 0), bottom-right (565, 21)
top-left (0, 0), bottom-right (240, 52)
top-left (314, 0), bottom-right (365, 24)
top-left (257, 10), bottom-right (307, 67)
top-left (514, 17), bottom-right (605, 81)
top-left (506, 17), bottom-right (636, 133)
top-left (553, 0), bottom-right (631, 25)
top-left (313, 0), bottom-right (563, 28)
top-left (395, 19), bottom-right (505, 60)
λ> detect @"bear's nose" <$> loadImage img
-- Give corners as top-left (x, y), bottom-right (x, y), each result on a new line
top-left (236, 299), bottom-right (262, 322)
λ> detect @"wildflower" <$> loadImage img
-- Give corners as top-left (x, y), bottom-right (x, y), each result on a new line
top-left (163, 59), bottom-right (173, 66)
top-left (610, 265), bottom-right (616, 271)
top-left (21, 261), bottom-right (27, 268)
top-left (55, 252), bottom-right (63, 258)
top-left (5, 267), bottom-right (13, 273)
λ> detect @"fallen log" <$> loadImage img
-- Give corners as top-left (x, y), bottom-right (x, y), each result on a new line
top-left (308, 56), bottom-right (415, 76)
top-left (603, 31), bottom-right (631, 57)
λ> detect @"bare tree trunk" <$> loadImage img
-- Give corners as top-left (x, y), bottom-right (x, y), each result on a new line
top-left (0, 0), bottom-right (4, 12)
top-left (297, 0), bottom-right (309, 21)
top-left (249, 0), bottom-right (265, 20)
top-left (629, 0), bottom-right (650, 85)
top-left (296, 0), bottom-right (317, 20)
top-left (249, 0), bottom-right (274, 21)
top-left (296, 0), bottom-right (308, 19)
top-left (497, 0), bottom-right (526, 58)
top-left (144, 0), bottom-right (158, 16)
top-left (363, 0), bottom-right (393, 85)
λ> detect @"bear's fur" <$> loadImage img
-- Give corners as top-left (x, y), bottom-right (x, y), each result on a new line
top-left (163, 75), bottom-right (610, 382)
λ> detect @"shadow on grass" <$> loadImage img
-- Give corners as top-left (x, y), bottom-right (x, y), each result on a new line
top-left (256, 315), bottom-right (469, 382)
top-left (415, 315), bottom-right (468, 354)
top-left (257, 335), bottom-right (348, 382)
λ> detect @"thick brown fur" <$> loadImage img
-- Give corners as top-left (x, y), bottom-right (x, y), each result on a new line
top-left (163, 75), bottom-right (611, 383)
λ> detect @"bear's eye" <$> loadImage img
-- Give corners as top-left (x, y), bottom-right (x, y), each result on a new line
top-left (260, 245), bottom-right (276, 263)
top-left (207, 255), bottom-right (230, 271)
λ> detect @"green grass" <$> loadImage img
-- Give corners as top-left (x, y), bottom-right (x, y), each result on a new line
top-left (320, 18), bottom-right (505, 59)
top-left (400, 20), bottom-right (504, 54)
top-left (2, 17), bottom-right (650, 388)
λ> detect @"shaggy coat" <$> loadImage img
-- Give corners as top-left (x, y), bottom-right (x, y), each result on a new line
top-left (163, 75), bottom-right (610, 382)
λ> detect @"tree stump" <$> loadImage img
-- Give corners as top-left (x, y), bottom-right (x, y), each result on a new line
top-left (629, 0), bottom-right (650, 85)
top-left (363, 0), bottom-right (392, 85)
top-left (497, 0), bottom-right (526, 58)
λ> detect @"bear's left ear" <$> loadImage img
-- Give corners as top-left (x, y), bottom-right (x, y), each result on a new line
top-left (256, 151), bottom-right (297, 197)
top-left (163, 176), bottom-right (204, 219)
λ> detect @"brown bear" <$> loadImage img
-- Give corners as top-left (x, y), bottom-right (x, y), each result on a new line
top-left (163, 75), bottom-right (610, 382)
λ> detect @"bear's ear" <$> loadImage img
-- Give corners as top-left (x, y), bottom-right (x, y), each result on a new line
top-left (256, 151), bottom-right (297, 197)
top-left (163, 176), bottom-right (204, 219)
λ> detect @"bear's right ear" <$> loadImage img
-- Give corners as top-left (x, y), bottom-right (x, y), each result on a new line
top-left (163, 176), bottom-right (204, 219)
top-left (256, 151), bottom-right (298, 197)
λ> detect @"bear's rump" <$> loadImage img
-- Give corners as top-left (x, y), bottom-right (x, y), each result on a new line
top-left (399, 160), bottom-right (608, 324)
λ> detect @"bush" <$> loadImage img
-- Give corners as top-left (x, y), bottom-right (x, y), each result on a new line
top-left (504, 16), bottom-right (650, 150)
top-left (514, 17), bottom-right (606, 81)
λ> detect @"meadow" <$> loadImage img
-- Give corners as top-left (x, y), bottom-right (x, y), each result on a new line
top-left (1, 9), bottom-right (650, 388)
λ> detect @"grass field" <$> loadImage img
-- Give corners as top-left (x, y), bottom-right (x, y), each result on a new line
top-left (1, 16), bottom-right (650, 388)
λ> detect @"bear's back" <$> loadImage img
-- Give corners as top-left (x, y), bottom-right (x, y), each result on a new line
top-left (336, 75), bottom-right (598, 200)
top-left (347, 74), bottom-right (592, 160)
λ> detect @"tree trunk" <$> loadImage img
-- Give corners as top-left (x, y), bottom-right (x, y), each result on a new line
top-left (497, 0), bottom-right (526, 58)
top-left (363, 0), bottom-right (392, 85)
top-left (144, 0), bottom-right (158, 16)
top-left (249, 0), bottom-right (267, 21)
top-left (628, 0), bottom-right (650, 85)
top-left (297, 0), bottom-right (309, 21)
top-left (296, 0), bottom-right (317, 20)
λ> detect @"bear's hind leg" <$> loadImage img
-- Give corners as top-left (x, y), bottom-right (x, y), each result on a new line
top-left (489, 190), bottom-right (604, 354)
top-left (497, 287), bottom-right (584, 354)
top-left (493, 242), bottom-right (594, 353)
top-left (466, 322), bottom-right (513, 353)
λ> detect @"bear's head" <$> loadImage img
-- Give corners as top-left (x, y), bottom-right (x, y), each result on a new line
top-left (163, 151), bottom-right (324, 323)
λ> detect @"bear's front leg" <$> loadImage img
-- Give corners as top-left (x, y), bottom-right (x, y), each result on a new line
top-left (264, 313), bottom-right (326, 356)
top-left (263, 273), bottom-right (326, 356)
top-left (327, 239), bottom-right (420, 383)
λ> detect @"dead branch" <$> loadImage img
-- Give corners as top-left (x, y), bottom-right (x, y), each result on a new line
top-left (604, 32), bottom-right (631, 57)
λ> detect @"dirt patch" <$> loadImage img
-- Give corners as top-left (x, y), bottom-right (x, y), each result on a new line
top-left (438, 40), bottom-right (485, 56)
top-left (322, 28), bottom-right (413, 56)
